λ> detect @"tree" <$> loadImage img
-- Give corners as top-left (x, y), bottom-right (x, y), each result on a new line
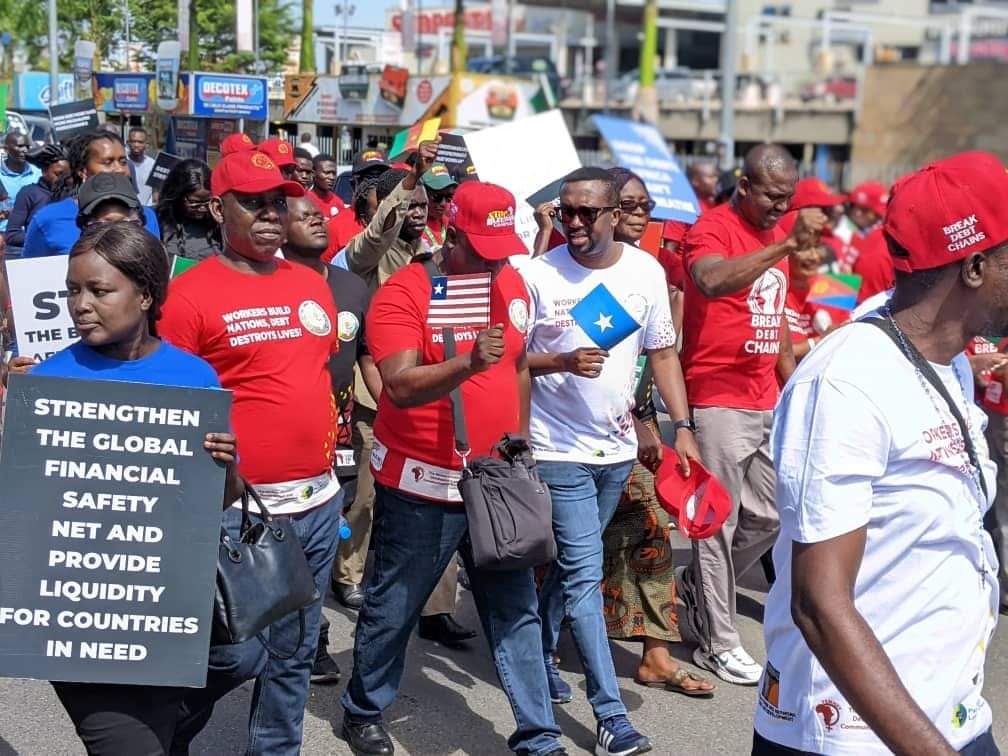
top-left (632, 0), bottom-right (659, 125)
top-left (130, 0), bottom-right (297, 73)
top-left (299, 0), bottom-right (314, 73)
top-left (450, 0), bottom-right (466, 74)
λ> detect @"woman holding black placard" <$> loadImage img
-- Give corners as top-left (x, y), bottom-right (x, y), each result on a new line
top-left (6, 222), bottom-right (254, 755)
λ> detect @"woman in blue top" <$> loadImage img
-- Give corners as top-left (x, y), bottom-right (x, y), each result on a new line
top-left (8, 222), bottom-right (251, 755)
top-left (21, 130), bottom-right (160, 258)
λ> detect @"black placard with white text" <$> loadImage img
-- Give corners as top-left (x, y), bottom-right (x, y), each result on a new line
top-left (146, 152), bottom-right (182, 191)
top-left (0, 375), bottom-right (231, 686)
top-left (49, 99), bottom-right (101, 142)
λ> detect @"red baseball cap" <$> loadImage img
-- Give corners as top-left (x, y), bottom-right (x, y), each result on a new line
top-left (848, 180), bottom-right (888, 217)
top-left (258, 138), bottom-right (296, 168)
top-left (220, 132), bottom-right (257, 156)
top-left (885, 151), bottom-right (1008, 273)
top-left (447, 181), bottom-right (528, 260)
top-left (654, 447), bottom-right (732, 540)
top-left (211, 149), bottom-right (305, 198)
top-left (791, 177), bottom-right (846, 210)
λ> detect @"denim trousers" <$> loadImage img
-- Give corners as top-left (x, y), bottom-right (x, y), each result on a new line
top-left (536, 459), bottom-right (635, 722)
top-left (173, 492), bottom-right (342, 756)
top-left (341, 484), bottom-right (563, 756)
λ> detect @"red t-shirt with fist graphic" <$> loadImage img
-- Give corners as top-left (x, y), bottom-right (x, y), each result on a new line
top-left (160, 256), bottom-right (339, 485)
top-left (367, 262), bottom-right (529, 503)
top-left (682, 202), bottom-right (788, 410)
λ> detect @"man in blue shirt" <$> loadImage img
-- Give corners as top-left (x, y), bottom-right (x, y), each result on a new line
top-left (0, 131), bottom-right (41, 232)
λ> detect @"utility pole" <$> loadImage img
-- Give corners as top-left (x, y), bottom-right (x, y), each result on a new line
top-left (253, 0), bottom-right (261, 73)
top-left (335, 3), bottom-right (356, 68)
top-left (718, 0), bottom-right (738, 169)
top-left (124, 0), bottom-right (132, 70)
top-left (49, 0), bottom-right (58, 106)
top-left (603, 0), bottom-right (615, 114)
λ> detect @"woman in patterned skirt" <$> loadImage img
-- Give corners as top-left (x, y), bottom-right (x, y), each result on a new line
top-left (600, 168), bottom-right (715, 697)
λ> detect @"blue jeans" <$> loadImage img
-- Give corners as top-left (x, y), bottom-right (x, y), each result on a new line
top-left (536, 459), bottom-right (635, 722)
top-left (342, 484), bottom-right (563, 756)
top-left (174, 492), bottom-right (342, 756)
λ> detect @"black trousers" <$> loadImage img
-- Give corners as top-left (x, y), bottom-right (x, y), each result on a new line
top-left (52, 682), bottom-right (186, 756)
top-left (753, 728), bottom-right (1001, 756)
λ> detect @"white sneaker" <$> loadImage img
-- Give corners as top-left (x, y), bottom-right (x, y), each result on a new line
top-left (692, 645), bottom-right (762, 685)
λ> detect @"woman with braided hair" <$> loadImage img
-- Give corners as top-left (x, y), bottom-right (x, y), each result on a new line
top-left (3, 143), bottom-right (69, 248)
top-left (21, 130), bottom-right (159, 258)
top-left (156, 159), bottom-right (221, 261)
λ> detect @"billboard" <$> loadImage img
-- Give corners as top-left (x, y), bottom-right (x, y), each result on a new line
top-left (191, 73), bottom-right (268, 120)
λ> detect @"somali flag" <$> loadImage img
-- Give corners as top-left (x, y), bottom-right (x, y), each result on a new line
top-left (570, 284), bottom-right (641, 351)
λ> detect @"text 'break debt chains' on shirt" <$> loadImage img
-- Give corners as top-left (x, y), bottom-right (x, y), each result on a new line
top-left (522, 243), bottom-right (677, 464)
top-left (757, 318), bottom-right (1000, 755)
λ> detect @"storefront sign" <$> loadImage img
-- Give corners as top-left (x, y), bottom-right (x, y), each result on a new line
top-left (191, 73), bottom-right (268, 120)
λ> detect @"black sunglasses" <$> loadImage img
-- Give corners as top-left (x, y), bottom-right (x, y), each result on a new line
top-left (429, 190), bottom-right (455, 204)
top-left (233, 194), bottom-right (288, 213)
top-left (619, 198), bottom-right (657, 215)
top-left (558, 204), bottom-right (617, 225)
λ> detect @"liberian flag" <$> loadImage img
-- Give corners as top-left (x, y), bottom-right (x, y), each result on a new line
top-left (427, 273), bottom-right (492, 329)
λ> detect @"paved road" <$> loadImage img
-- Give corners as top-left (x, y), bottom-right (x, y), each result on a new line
top-left (0, 541), bottom-right (1004, 755)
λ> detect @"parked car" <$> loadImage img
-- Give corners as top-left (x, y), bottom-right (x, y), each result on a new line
top-left (467, 55), bottom-right (567, 101)
top-left (800, 76), bottom-right (858, 103)
top-left (614, 68), bottom-right (718, 104)
top-left (6, 111), bottom-right (56, 145)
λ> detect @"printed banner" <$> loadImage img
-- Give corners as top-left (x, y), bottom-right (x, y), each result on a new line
top-left (0, 374), bottom-right (230, 686)
top-left (191, 73), bottom-right (268, 120)
top-left (16, 72), bottom-right (75, 111)
top-left (593, 115), bottom-right (699, 224)
top-left (155, 41), bottom-right (181, 112)
top-left (94, 73), bottom-right (156, 113)
top-left (434, 131), bottom-right (476, 180)
top-left (286, 73), bottom-right (450, 126)
top-left (6, 256), bottom-right (75, 361)
top-left (49, 99), bottom-right (100, 142)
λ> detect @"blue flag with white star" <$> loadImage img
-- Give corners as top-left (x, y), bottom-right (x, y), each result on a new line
top-left (569, 283), bottom-right (641, 350)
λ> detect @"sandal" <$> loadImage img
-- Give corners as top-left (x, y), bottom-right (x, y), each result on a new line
top-left (635, 668), bottom-right (716, 698)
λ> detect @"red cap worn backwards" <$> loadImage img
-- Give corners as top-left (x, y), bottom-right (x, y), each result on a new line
top-left (258, 138), bottom-right (296, 168)
top-left (220, 132), bottom-right (257, 156)
top-left (884, 151), bottom-right (1008, 273)
top-left (790, 177), bottom-right (847, 210)
top-left (211, 149), bottom-right (306, 198)
top-left (447, 181), bottom-right (528, 260)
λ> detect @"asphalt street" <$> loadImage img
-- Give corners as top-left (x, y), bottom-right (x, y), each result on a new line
top-left (0, 541), bottom-right (1004, 755)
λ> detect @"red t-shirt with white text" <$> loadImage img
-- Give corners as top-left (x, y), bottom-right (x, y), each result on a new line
top-left (160, 256), bottom-right (339, 484)
top-left (682, 203), bottom-right (788, 411)
top-left (367, 263), bottom-right (529, 503)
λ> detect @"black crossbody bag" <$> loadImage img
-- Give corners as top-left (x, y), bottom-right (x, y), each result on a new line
top-left (420, 257), bottom-right (557, 571)
top-left (864, 317), bottom-right (989, 502)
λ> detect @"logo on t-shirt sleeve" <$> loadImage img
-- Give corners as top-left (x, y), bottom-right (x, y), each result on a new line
top-left (299, 300), bottom-right (332, 337)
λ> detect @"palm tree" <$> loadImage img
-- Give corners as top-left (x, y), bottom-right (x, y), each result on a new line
top-left (632, 0), bottom-right (659, 124)
top-left (450, 0), bottom-right (466, 74)
top-left (299, 0), bottom-right (315, 72)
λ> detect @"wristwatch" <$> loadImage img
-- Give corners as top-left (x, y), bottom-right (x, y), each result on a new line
top-left (672, 418), bottom-right (696, 434)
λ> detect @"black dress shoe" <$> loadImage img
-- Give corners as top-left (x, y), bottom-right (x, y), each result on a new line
top-left (417, 613), bottom-right (477, 648)
top-left (334, 581), bottom-right (365, 610)
top-left (310, 644), bottom-right (341, 684)
top-left (341, 719), bottom-right (394, 755)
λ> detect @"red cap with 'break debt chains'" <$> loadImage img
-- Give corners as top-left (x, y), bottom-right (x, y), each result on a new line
top-left (211, 149), bottom-right (306, 198)
top-left (884, 151), bottom-right (1008, 273)
top-left (447, 181), bottom-right (529, 261)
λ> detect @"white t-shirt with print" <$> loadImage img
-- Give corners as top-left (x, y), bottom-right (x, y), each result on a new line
top-left (523, 243), bottom-right (677, 464)
top-left (757, 317), bottom-right (999, 754)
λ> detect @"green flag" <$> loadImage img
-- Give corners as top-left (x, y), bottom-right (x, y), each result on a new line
top-left (170, 255), bottom-right (198, 278)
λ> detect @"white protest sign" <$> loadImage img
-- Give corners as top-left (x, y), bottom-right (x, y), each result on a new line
top-left (464, 110), bottom-right (581, 256)
top-left (6, 256), bottom-right (77, 361)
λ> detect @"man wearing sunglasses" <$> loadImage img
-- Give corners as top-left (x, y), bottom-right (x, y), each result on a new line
top-left (419, 163), bottom-right (457, 254)
top-left (522, 166), bottom-right (693, 756)
top-left (161, 148), bottom-right (344, 755)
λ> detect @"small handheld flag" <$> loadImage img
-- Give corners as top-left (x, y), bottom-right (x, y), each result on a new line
top-left (427, 273), bottom-right (492, 330)
top-left (570, 283), bottom-right (641, 350)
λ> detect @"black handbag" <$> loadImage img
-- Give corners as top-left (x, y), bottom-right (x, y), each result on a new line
top-left (418, 255), bottom-right (557, 571)
top-left (211, 484), bottom-right (319, 658)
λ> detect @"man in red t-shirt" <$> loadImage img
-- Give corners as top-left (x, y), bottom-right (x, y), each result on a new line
top-left (160, 148), bottom-right (342, 754)
top-left (851, 226), bottom-right (895, 304)
top-left (308, 153), bottom-right (347, 220)
top-left (688, 159), bottom-right (719, 214)
top-left (340, 182), bottom-right (564, 756)
top-left (676, 144), bottom-right (827, 686)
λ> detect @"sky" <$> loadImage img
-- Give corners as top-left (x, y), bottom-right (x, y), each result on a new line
top-left (314, 0), bottom-right (405, 32)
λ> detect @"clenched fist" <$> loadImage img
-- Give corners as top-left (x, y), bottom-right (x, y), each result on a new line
top-left (470, 324), bottom-right (506, 372)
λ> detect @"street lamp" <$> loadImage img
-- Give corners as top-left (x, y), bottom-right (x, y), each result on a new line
top-left (334, 3), bottom-right (357, 67)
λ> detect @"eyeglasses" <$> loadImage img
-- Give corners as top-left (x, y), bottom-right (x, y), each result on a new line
top-left (233, 194), bottom-right (288, 214)
top-left (184, 197), bottom-right (211, 211)
top-left (429, 191), bottom-right (454, 205)
top-left (558, 204), bottom-right (616, 225)
top-left (80, 216), bottom-right (145, 230)
top-left (619, 198), bottom-right (657, 215)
